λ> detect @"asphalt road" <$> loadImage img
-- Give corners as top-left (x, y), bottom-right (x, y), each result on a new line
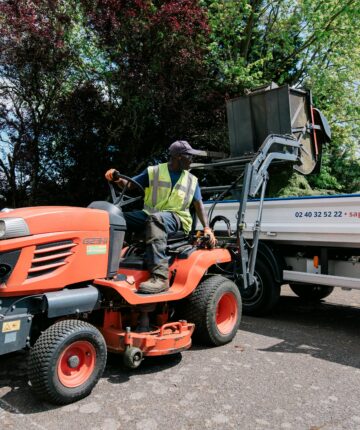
top-left (0, 286), bottom-right (359, 430)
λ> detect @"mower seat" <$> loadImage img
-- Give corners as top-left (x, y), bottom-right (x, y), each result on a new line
top-left (127, 229), bottom-right (187, 245)
top-left (166, 231), bottom-right (189, 250)
top-left (119, 231), bottom-right (191, 271)
top-left (119, 208), bottom-right (195, 271)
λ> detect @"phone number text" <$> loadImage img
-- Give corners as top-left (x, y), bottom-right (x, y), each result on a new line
top-left (294, 211), bottom-right (343, 218)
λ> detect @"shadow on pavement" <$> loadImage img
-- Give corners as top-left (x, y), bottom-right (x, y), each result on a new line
top-left (240, 295), bottom-right (360, 369)
top-left (0, 350), bottom-right (52, 414)
top-left (104, 351), bottom-right (182, 384)
top-left (0, 349), bottom-right (183, 414)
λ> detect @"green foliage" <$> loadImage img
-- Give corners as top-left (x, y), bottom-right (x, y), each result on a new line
top-left (299, 0), bottom-right (360, 194)
top-left (276, 172), bottom-right (337, 197)
top-left (0, 0), bottom-right (359, 207)
top-left (204, 0), bottom-right (360, 195)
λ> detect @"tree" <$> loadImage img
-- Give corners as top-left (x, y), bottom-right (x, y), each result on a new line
top-left (204, 0), bottom-right (360, 194)
top-left (0, 1), bottom-right (80, 206)
top-left (0, 1), bottom-right (358, 207)
top-left (0, 1), bottom-right (123, 205)
top-left (80, 0), bottom-right (215, 168)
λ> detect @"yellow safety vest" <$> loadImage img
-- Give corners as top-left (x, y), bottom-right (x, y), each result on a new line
top-left (143, 163), bottom-right (198, 234)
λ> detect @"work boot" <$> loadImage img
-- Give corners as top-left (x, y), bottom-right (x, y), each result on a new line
top-left (138, 276), bottom-right (169, 294)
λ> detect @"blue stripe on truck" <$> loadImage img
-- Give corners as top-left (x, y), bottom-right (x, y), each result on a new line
top-left (204, 193), bottom-right (360, 204)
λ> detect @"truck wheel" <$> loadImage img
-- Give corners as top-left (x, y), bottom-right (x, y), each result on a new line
top-left (290, 284), bottom-right (334, 301)
top-left (181, 275), bottom-right (241, 346)
top-left (28, 320), bottom-right (107, 405)
top-left (240, 258), bottom-right (280, 316)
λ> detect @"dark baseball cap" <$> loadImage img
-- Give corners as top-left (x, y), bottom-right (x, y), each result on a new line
top-left (169, 140), bottom-right (202, 156)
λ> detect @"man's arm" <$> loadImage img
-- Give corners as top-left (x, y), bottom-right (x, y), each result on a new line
top-left (193, 200), bottom-right (209, 228)
top-left (193, 200), bottom-right (217, 248)
top-left (115, 178), bottom-right (131, 189)
top-left (105, 168), bottom-right (148, 190)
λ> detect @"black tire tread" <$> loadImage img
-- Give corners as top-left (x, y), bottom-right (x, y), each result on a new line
top-left (181, 275), bottom-right (241, 346)
top-left (242, 258), bottom-right (280, 316)
top-left (290, 284), bottom-right (334, 301)
top-left (28, 319), bottom-right (106, 405)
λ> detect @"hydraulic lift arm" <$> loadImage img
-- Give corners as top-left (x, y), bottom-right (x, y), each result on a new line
top-left (236, 134), bottom-right (303, 291)
top-left (192, 85), bottom-right (331, 293)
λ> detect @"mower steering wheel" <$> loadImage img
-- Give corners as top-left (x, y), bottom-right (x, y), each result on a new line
top-left (108, 173), bottom-right (145, 209)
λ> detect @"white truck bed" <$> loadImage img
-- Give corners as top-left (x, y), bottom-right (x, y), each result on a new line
top-left (204, 194), bottom-right (360, 248)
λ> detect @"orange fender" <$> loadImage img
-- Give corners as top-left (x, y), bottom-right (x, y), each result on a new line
top-left (94, 248), bottom-right (232, 305)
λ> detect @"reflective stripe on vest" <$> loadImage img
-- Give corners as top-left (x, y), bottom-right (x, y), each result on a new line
top-left (143, 163), bottom-right (198, 233)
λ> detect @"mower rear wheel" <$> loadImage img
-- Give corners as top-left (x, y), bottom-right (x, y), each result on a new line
top-left (28, 319), bottom-right (107, 405)
top-left (181, 275), bottom-right (241, 346)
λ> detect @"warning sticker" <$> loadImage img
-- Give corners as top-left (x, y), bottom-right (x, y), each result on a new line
top-left (86, 245), bottom-right (107, 255)
top-left (2, 320), bottom-right (21, 333)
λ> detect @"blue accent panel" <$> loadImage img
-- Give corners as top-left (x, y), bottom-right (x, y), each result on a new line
top-left (205, 193), bottom-right (360, 204)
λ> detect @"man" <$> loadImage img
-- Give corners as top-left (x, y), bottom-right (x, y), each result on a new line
top-left (105, 140), bottom-right (216, 294)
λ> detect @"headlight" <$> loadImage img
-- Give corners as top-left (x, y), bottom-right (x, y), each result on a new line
top-left (0, 218), bottom-right (30, 240)
top-left (0, 220), bottom-right (5, 238)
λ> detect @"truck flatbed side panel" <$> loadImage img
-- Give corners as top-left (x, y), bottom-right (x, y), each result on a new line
top-left (202, 194), bottom-right (360, 247)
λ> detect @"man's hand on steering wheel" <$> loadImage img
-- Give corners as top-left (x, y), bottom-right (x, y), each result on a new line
top-left (105, 168), bottom-right (117, 182)
top-left (105, 169), bottom-right (128, 188)
top-left (105, 168), bottom-right (145, 209)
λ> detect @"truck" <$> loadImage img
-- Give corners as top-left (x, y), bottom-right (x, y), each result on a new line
top-left (195, 84), bottom-right (359, 315)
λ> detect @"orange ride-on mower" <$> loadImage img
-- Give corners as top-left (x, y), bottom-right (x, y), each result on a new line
top-left (0, 174), bottom-right (241, 405)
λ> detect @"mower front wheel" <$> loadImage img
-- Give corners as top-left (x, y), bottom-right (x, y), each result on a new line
top-left (181, 275), bottom-right (242, 346)
top-left (28, 319), bottom-right (107, 405)
top-left (123, 346), bottom-right (143, 369)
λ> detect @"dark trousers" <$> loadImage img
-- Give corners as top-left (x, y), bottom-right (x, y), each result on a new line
top-left (123, 210), bottom-right (181, 279)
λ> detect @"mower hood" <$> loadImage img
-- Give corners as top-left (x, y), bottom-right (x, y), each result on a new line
top-left (0, 206), bottom-right (110, 237)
